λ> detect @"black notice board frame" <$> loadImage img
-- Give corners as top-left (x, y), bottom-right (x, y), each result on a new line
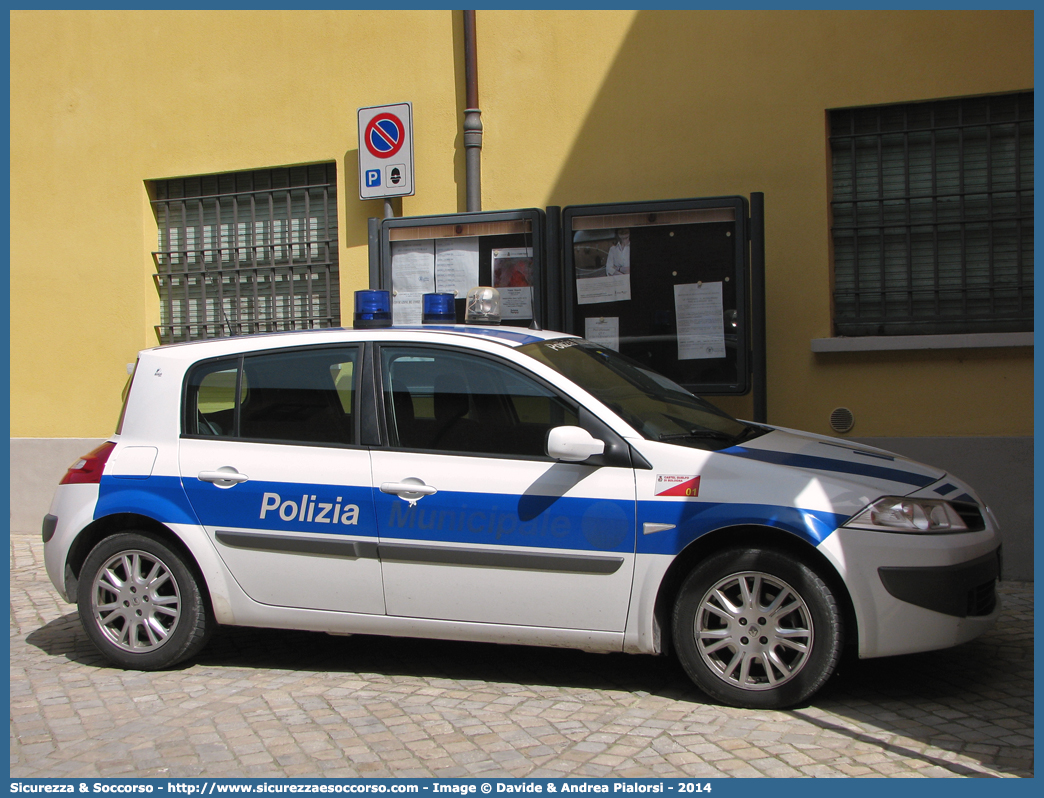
top-left (562, 196), bottom-right (751, 396)
top-left (378, 208), bottom-right (548, 329)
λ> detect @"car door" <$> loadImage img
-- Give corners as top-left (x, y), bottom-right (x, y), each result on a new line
top-left (370, 344), bottom-right (636, 632)
top-left (179, 345), bottom-right (385, 614)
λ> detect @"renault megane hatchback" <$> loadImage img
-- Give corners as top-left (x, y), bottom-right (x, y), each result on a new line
top-left (42, 325), bottom-right (1002, 709)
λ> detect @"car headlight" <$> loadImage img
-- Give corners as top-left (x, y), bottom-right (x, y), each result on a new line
top-left (844, 496), bottom-right (969, 534)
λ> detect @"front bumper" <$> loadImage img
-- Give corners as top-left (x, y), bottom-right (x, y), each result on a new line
top-left (878, 549), bottom-right (1000, 618)
top-left (818, 525), bottom-right (1002, 659)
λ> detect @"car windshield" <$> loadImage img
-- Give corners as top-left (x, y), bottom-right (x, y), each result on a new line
top-left (519, 338), bottom-right (763, 448)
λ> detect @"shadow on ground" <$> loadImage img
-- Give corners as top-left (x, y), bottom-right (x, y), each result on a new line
top-left (26, 591), bottom-right (1032, 778)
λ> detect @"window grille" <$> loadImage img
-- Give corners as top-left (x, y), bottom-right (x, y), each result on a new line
top-left (151, 163), bottom-right (340, 344)
top-left (830, 93), bottom-right (1032, 336)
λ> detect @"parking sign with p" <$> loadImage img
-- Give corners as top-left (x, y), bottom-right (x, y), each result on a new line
top-left (358, 102), bottom-right (415, 200)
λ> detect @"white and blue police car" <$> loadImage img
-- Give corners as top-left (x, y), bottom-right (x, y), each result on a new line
top-left (43, 316), bottom-right (1001, 709)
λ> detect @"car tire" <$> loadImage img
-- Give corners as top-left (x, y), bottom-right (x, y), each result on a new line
top-left (77, 531), bottom-right (211, 670)
top-left (672, 547), bottom-right (842, 709)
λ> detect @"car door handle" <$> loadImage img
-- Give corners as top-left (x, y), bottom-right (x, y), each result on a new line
top-left (198, 468), bottom-right (249, 486)
top-left (380, 481), bottom-right (437, 496)
top-left (380, 479), bottom-right (437, 506)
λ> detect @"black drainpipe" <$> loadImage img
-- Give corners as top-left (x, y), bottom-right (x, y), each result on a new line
top-left (463, 10), bottom-right (482, 212)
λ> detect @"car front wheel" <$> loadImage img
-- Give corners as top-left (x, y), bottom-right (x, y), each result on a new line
top-left (77, 531), bottom-right (211, 670)
top-left (673, 547), bottom-right (842, 709)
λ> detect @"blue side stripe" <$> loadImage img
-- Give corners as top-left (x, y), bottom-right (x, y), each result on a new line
top-left (374, 489), bottom-right (634, 553)
top-left (96, 476), bottom-right (848, 557)
top-left (96, 476), bottom-right (199, 525)
top-left (721, 446), bottom-right (937, 488)
top-left (637, 499), bottom-right (848, 554)
top-left (182, 479), bottom-right (376, 535)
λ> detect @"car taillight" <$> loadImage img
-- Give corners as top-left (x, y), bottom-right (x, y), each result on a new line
top-left (59, 441), bottom-right (116, 485)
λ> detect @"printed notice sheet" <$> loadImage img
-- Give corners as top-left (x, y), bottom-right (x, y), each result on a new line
top-left (392, 293), bottom-right (424, 326)
top-left (576, 272), bottom-right (631, 305)
top-left (492, 247), bottom-right (534, 320)
top-left (674, 282), bottom-right (726, 360)
top-left (391, 240), bottom-right (435, 325)
top-left (391, 240), bottom-right (435, 292)
top-left (435, 238), bottom-right (479, 297)
top-left (584, 317), bottom-right (620, 351)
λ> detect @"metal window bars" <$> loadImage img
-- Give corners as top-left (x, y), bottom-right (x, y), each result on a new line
top-left (152, 164), bottom-right (340, 344)
top-left (830, 93), bottom-right (1032, 336)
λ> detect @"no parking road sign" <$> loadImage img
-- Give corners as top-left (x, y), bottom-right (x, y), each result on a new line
top-left (358, 102), bottom-right (414, 200)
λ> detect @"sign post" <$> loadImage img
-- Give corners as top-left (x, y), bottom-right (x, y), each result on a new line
top-left (358, 102), bottom-right (415, 203)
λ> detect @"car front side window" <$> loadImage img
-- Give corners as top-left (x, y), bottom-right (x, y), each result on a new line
top-left (379, 346), bottom-right (578, 458)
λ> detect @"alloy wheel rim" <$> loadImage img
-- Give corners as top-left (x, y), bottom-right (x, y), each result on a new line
top-left (694, 571), bottom-right (813, 691)
top-left (91, 549), bottom-right (181, 652)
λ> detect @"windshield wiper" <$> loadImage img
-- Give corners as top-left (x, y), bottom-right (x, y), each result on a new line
top-left (659, 424), bottom-right (765, 444)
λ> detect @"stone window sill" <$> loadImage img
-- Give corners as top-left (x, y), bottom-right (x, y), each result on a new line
top-left (810, 332), bottom-right (1033, 353)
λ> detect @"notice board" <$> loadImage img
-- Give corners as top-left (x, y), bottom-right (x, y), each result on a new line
top-left (377, 209), bottom-right (548, 329)
top-left (562, 197), bottom-right (750, 395)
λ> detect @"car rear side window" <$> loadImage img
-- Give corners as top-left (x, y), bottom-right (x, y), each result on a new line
top-left (187, 360), bottom-right (241, 437)
top-left (184, 347), bottom-right (359, 446)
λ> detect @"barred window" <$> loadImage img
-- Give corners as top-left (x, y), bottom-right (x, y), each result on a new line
top-left (151, 163), bottom-right (340, 344)
top-left (830, 93), bottom-right (1032, 337)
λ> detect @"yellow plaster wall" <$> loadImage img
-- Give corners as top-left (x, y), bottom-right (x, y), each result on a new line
top-left (10, 9), bottom-right (469, 437)
top-left (9, 9), bottom-right (1032, 439)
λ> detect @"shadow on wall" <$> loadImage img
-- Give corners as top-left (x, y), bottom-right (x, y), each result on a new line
top-left (544, 10), bottom-right (1030, 207)
top-left (545, 10), bottom-right (824, 206)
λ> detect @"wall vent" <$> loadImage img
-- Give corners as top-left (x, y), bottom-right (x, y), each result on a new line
top-left (830, 407), bottom-right (855, 434)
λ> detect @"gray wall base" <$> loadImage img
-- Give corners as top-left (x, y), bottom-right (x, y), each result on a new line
top-left (9, 438), bottom-right (106, 535)
top-left (10, 436), bottom-right (1033, 581)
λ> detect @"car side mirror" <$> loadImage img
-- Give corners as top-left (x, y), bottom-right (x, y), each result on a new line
top-left (546, 426), bottom-right (606, 462)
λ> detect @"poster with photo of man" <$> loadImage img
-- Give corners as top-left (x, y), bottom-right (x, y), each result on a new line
top-left (574, 228), bottom-right (631, 305)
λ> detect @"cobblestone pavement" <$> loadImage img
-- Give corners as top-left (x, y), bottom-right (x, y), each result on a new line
top-left (10, 532), bottom-right (1033, 779)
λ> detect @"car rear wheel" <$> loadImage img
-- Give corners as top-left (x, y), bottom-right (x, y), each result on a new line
top-left (673, 547), bottom-right (842, 709)
top-left (77, 532), bottom-right (211, 670)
